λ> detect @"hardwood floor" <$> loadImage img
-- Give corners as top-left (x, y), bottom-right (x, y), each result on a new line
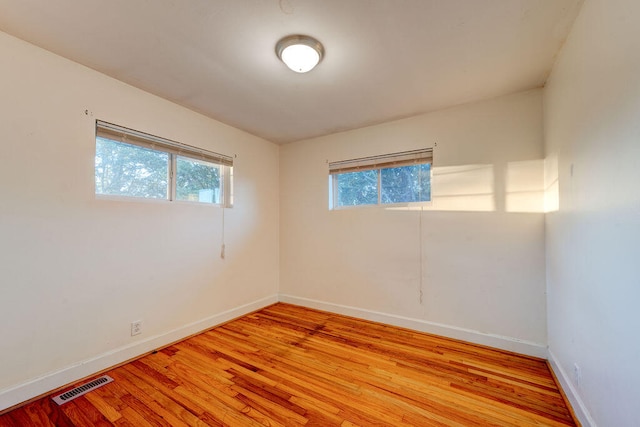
top-left (0, 303), bottom-right (576, 426)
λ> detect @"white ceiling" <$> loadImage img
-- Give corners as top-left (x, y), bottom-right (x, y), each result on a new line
top-left (0, 0), bottom-right (582, 144)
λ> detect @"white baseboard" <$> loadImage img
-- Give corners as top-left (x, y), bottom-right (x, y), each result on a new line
top-left (547, 350), bottom-right (596, 427)
top-left (0, 293), bottom-right (553, 413)
top-left (0, 294), bottom-right (278, 412)
top-left (278, 294), bottom-right (548, 358)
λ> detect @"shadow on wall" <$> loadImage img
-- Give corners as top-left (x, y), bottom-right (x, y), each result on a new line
top-left (386, 158), bottom-right (559, 213)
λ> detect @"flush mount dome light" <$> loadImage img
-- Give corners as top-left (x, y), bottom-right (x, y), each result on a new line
top-left (276, 35), bottom-right (324, 73)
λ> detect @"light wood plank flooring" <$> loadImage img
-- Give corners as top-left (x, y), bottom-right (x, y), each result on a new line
top-left (0, 303), bottom-right (576, 426)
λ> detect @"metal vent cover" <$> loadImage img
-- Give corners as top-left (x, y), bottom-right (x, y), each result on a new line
top-left (52, 375), bottom-right (113, 405)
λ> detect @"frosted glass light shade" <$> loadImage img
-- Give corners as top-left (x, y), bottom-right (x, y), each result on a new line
top-left (276, 35), bottom-right (324, 73)
top-left (281, 44), bottom-right (320, 73)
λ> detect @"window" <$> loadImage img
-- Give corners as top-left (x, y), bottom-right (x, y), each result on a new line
top-left (95, 137), bottom-right (169, 199)
top-left (329, 149), bottom-right (432, 208)
top-left (95, 121), bottom-right (233, 206)
top-left (175, 156), bottom-right (222, 203)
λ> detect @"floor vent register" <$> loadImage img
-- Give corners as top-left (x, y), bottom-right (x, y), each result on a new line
top-left (52, 375), bottom-right (114, 405)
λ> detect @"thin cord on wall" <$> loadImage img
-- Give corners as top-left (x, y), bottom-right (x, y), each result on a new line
top-left (418, 143), bottom-right (436, 305)
top-left (419, 204), bottom-right (424, 304)
top-left (221, 156), bottom-right (236, 260)
top-left (220, 203), bottom-right (226, 259)
top-left (418, 164), bottom-right (424, 304)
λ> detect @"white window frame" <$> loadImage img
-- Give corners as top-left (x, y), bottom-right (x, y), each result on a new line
top-left (95, 120), bottom-right (233, 207)
top-left (328, 148), bottom-right (433, 209)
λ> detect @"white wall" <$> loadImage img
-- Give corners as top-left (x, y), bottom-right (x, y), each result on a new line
top-left (11, 3), bottom-right (640, 422)
top-left (280, 90), bottom-right (547, 356)
top-left (0, 31), bottom-right (279, 410)
top-left (543, 0), bottom-right (640, 425)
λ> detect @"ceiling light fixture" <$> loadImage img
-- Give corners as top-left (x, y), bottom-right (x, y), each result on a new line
top-left (276, 35), bottom-right (324, 73)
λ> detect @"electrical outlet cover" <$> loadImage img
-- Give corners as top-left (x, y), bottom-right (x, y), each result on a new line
top-left (131, 321), bottom-right (142, 336)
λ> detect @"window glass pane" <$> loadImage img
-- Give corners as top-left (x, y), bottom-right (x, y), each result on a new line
top-left (335, 170), bottom-right (378, 207)
top-left (176, 156), bottom-right (221, 203)
top-left (95, 137), bottom-right (168, 199)
top-left (380, 163), bottom-right (431, 204)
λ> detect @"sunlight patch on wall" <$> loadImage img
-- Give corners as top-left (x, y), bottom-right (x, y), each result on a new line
top-left (505, 160), bottom-right (545, 213)
top-left (431, 164), bottom-right (495, 212)
top-left (544, 154), bottom-right (559, 213)
top-left (385, 160), bottom-right (549, 214)
top-left (385, 164), bottom-right (495, 212)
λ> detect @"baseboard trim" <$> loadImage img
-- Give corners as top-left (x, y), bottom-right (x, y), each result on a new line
top-left (0, 293), bottom-right (554, 413)
top-left (278, 294), bottom-right (547, 358)
top-left (0, 294), bottom-right (278, 412)
top-left (547, 350), bottom-right (596, 427)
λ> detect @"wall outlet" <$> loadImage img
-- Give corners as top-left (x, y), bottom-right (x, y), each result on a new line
top-left (131, 320), bottom-right (142, 336)
top-left (573, 363), bottom-right (581, 387)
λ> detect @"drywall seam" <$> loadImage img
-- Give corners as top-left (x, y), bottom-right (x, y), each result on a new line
top-left (0, 294), bottom-right (278, 412)
top-left (279, 294), bottom-right (547, 358)
top-left (547, 350), bottom-right (597, 427)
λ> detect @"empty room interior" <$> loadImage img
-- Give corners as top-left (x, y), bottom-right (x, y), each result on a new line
top-left (0, 0), bottom-right (638, 425)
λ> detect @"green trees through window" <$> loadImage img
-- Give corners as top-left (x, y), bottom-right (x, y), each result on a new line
top-left (381, 164), bottom-right (430, 204)
top-left (175, 157), bottom-right (221, 203)
top-left (329, 149), bottom-right (432, 208)
top-left (95, 138), bottom-right (169, 199)
top-left (94, 121), bottom-right (232, 205)
top-left (334, 164), bottom-right (431, 207)
top-left (335, 170), bottom-right (378, 206)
